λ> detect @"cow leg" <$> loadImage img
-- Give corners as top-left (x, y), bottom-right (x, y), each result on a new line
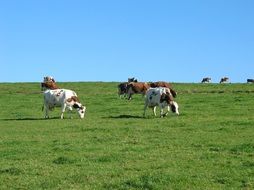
top-left (128, 93), bottom-right (132, 100)
top-left (164, 106), bottom-right (170, 117)
top-left (67, 106), bottom-right (73, 119)
top-left (153, 107), bottom-right (157, 116)
top-left (143, 102), bottom-right (148, 117)
top-left (161, 106), bottom-right (170, 117)
top-left (61, 104), bottom-right (67, 119)
top-left (160, 107), bottom-right (164, 118)
top-left (44, 104), bottom-right (49, 119)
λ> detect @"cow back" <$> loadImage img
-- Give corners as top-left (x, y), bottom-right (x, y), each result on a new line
top-left (150, 81), bottom-right (171, 88)
top-left (150, 82), bottom-right (176, 98)
top-left (128, 82), bottom-right (150, 94)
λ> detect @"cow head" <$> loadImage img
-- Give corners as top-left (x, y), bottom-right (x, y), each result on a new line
top-left (44, 76), bottom-right (55, 83)
top-left (170, 101), bottom-right (179, 115)
top-left (128, 77), bottom-right (138, 83)
top-left (67, 96), bottom-right (86, 119)
top-left (160, 93), bottom-right (179, 115)
top-left (160, 93), bottom-right (173, 104)
top-left (73, 102), bottom-right (86, 119)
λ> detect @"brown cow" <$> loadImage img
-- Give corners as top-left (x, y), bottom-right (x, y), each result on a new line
top-left (126, 82), bottom-right (150, 100)
top-left (149, 81), bottom-right (177, 98)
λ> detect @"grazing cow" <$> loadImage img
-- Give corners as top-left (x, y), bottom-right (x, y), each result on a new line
top-left (220, 77), bottom-right (229, 83)
top-left (247, 79), bottom-right (254, 83)
top-left (149, 81), bottom-right (177, 98)
top-left (43, 89), bottom-right (86, 119)
top-left (201, 77), bottom-right (211, 83)
top-left (126, 82), bottom-right (150, 100)
top-left (118, 82), bottom-right (128, 98)
top-left (41, 81), bottom-right (59, 91)
top-left (128, 77), bottom-right (138, 83)
top-left (143, 87), bottom-right (179, 118)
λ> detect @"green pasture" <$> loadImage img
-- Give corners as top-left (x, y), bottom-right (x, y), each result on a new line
top-left (0, 82), bottom-right (253, 189)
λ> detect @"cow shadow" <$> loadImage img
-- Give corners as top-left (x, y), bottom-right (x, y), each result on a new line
top-left (106, 114), bottom-right (144, 119)
top-left (0, 117), bottom-right (59, 121)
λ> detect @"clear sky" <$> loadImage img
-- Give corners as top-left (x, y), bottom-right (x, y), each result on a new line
top-left (1, 0), bottom-right (253, 83)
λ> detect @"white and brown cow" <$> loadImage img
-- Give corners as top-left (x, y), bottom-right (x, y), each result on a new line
top-left (43, 89), bottom-right (86, 119)
top-left (201, 77), bottom-right (211, 83)
top-left (126, 82), bottom-right (151, 100)
top-left (143, 87), bottom-right (179, 118)
top-left (220, 77), bottom-right (229, 83)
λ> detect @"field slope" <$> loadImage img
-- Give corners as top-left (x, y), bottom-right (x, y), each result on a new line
top-left (0, 82), bottom-right (253, 189)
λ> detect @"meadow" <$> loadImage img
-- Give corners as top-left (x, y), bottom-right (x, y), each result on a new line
top-left (0, 82), bottom-right (253, 189)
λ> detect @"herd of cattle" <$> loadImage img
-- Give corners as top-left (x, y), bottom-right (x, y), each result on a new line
top-left (41, 76), bottom-right (254, 119)
top-left (118, 78), bottom-right (179, 117)
top-left (201, 77), bottom-right (254, 83)
top-left (41, 76), bottom-right (179, 119)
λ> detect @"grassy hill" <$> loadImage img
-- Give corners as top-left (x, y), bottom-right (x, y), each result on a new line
top-left (0, 82), bottom-right (253, 189)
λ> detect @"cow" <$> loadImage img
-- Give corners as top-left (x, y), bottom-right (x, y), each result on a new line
top-left (43, 76), bottom-right (55, 83)
top-left (149, 81), bottom-right (177, 98)
top-left (126, 82), bottom-right (151, 100)
top-left (143, 87), bottom-right (179, 118)
top-left (128, 77), bottom-right (138, 83)
top-left (41, 81), bottom-right (59, 91)
top-left (247, 79), bottom-right (254, 83)
top-left (118, 82), bottom-right (128, 98)
top-left (220, 77), bottom-right (229, 83)
top-left (43, 89), bottom-right (86, 119)
top-left (201, 77), bottom-right (211, 83)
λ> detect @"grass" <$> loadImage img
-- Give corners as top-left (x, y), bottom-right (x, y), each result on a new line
top-left (0, 82), bottom-right (253, 189)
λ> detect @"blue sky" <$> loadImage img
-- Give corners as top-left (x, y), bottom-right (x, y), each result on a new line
top-left (1, 0), bottom-right (253, 83)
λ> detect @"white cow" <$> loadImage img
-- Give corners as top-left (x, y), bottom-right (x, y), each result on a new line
top-left (43, 89), bottom-right (86, 119)
top-left (143, 87), bottom-right (179, 118)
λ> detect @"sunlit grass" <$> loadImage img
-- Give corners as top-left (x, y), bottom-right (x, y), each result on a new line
top-left (0, 82), bottom-right (253, 189)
